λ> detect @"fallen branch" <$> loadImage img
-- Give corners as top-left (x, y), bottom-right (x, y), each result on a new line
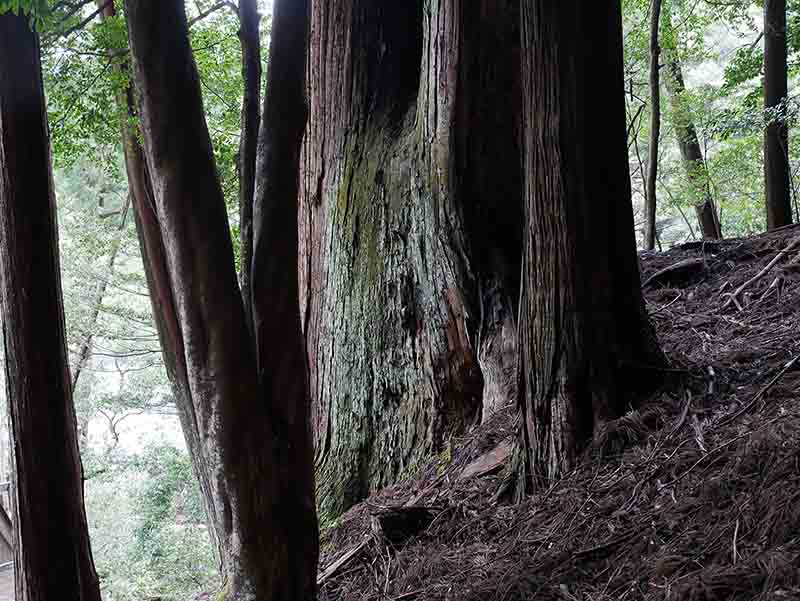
top-left (317, 539), bottom-right (369, 586)
top-left (721, 236), bottom-right (800, 311)
top-left (642, 258), bottom-right (705, 289)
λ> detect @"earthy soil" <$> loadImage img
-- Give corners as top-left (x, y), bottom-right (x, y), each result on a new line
top-left (318, 225), bottom-right (800, 601)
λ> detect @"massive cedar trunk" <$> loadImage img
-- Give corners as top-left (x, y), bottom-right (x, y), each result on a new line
top-left (517, 0), bottom-right (663, 486)
top-left (94, 0), bottom-right (228, 570)
top-left (300, 0), bottom-right (523, 520)
top-left (124, 0), bottom-right (318, 598)
top-left (644, 0), bottom-right (662, 251)
top-left (664, 54), bottom-right (722, 239)
top-left (764, 0), bottom-right (793, 230)
top-left (0, 13), bottom-right (102, 601)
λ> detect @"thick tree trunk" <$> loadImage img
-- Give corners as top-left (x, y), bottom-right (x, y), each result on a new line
top-left (237, 0), bottom-right (262, 330)
top-left (94, 0), bottom-right (228, 572)
top-left (300, 0), bottom-right (523, 520)
top-left (663, 53), bottom-right (722, 239)
top-left (517, 0), bottom-right (663, 486)
top-left (124, 0), bottom-right (318, 598)
top-left (0, 13), bottom-right (102, 601)
top-left (764, 0), bottom-right (793, 230)
top-left (644, 0), bottom-right (662, 250)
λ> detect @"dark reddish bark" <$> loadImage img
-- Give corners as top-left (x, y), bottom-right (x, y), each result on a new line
top-left (0, 13), bottom-right (102, 601)
top-left (644, 0), bottom-right (662, 251)
top-left (124, 0), bottom-right (318, 597)
top-left (764, 0), bottom-right (793, 230)
top-left (517, 0), bottom-right (663, 486)
top-left (300, 0), bottom-right (522, 520)
top-left (237, 0), bottom-right (262, 329)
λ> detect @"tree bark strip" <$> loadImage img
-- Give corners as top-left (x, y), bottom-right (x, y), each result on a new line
top-left (237, 0), bottom-right (262, 330)
top-left (248, 0), bottom-right (319, 595)
top-left (517, 0), bottom-right (663, 487)
top-left (764, 0), bottom-right (792, 230)
top-left (0, 13), bottom-right (102, 601)
top-left (645, 0), bottom-right (662, 250)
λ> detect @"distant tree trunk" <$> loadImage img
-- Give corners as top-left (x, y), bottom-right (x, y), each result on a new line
top-left (0, 13), bottom-right (102, 601)
top-left (662, 5), bottom-right (722, 240)
top-left (645, 0), bottom-right (662, 250)
top-left (237, 0), bottom-right (262, 330)
top-left (124, 0), bottom-right (318, 598)
top-left (663, 55), bottom-right (722, 239)
top-left (301, 0), bottom-right (523, 520)
top-left (517, 0), bottom-right (663, 486)
top-left (94, 0), bottom-right (228, 572)
top-left (764, 0), bottom-right (792, 230)
top-left (70, 195), bottom-right (130, 450)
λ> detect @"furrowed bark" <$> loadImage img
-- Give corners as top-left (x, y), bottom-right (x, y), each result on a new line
top-left (0, 13), bottom-right (102, 601)
top-left (517, 0), bottom-right (663, 487)
top-left (95, 0), bottom-right (227, 572)
top-left (125, 1), bottom-right (318, 597)
top-left (764, 0), bottom-right (792, 230)
top-left (248, 0), bottom-right (319, 596)
top-left (644, 0), bottom-right (662, 250)
top-left (300, 0), bottom-right (523, 520)
top-left (238, 0), bottom-right (262, 330)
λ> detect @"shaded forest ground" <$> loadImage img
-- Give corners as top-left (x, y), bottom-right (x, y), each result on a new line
top-left (317, 226), bottom-right (800, 601)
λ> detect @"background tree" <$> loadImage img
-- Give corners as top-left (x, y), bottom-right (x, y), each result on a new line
top-left (0, 9), bottom-right (101, 601)
top-left (764, 0), bottom-right (793, 229)
top-left (662, 2), bottom-right (722, 239)
top-left (645, 0), bottom-right (663, 250)
top-left (517, 0), bottom-right (663, 485)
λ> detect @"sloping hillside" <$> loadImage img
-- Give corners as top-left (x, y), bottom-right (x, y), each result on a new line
top-left (318, 226), bottom-right (800, 601)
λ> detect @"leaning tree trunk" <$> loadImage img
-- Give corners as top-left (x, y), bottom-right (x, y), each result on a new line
top-left (764, 0), bottom-right (793, 230)
top-left (124, 0), bottom-right (318, 598)
top-left (94, 0), bottom-right (228, 571)
top-left (664, 52), bottom-right (722, 239)
top-left (0, 13), bottom-right (102, 601)
top-left (300, 0), bottom-right (523, 520)
top-left (517, 0), bottom-right (663, 487)
top-left (662, 4), bottom-right (722, 240)
top-left (644, 0), bottom-right (662, 250)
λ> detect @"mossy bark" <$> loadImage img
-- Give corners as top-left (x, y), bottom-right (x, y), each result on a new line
top-left (300, 0), bottom-right (523, 520)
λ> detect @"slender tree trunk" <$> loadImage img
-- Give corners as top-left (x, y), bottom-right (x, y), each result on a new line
top-left (300, 0), bottom-right (523, 520)
top-left (764, 0), bottom-right (792, 230)
top-left (94, 0), bottom-right (228, 572)
top-left (662, 5), bottom-right (722, 240)
top-left (71, 196), bottom-right (131, 395)
top-left (517, 0), bottom-right (663, 486)
top-left (663, 55), bottom-right (722, 239)
top-left (70, 196), bottom-right (130, 450)
top-left (124, 0), bottom-right (318, 597)
top-left (238, 0), bottom-right (262, 330)
top-left (0, 13), bottom-right (102, 601)
top-left (645, 0), bottom-right (662, 250)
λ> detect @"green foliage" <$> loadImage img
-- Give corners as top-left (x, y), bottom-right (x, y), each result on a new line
top-left (86, 444), bottom-right (216, 601)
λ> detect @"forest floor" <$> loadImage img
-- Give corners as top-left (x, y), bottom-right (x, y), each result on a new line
top-left (318, 225), bottom-right (800, 601)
